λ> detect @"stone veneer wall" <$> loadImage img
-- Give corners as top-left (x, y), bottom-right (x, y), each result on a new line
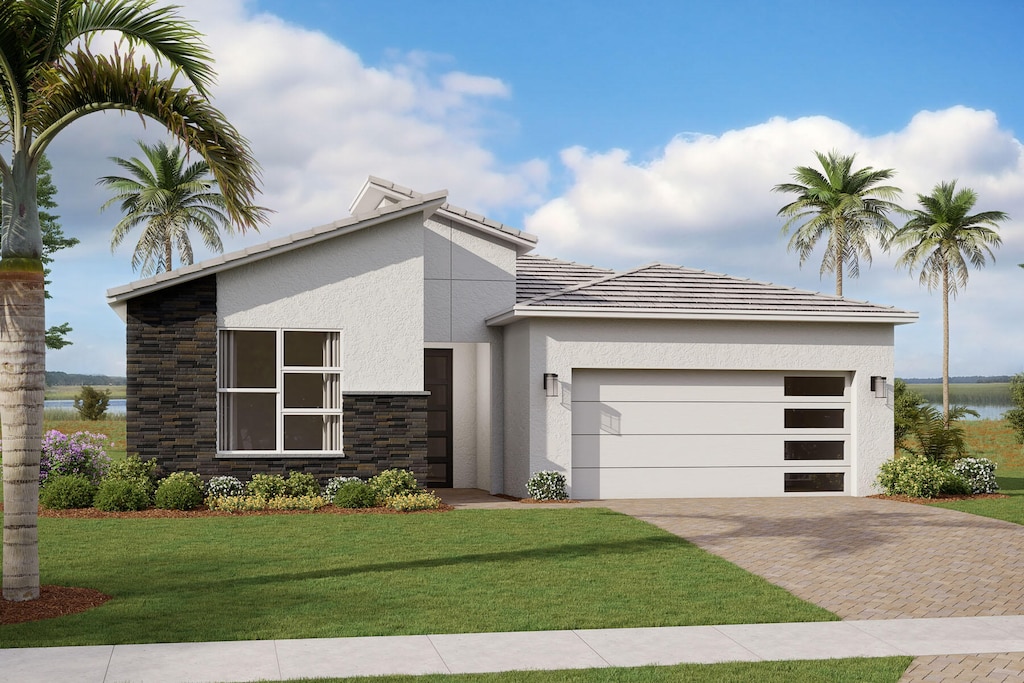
top-left (126, 275), bottom-right (428, 482)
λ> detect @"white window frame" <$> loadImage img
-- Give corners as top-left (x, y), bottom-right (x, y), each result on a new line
top-left (217, 328), bottom-right (344, 457)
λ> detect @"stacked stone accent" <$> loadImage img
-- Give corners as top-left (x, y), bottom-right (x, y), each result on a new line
top-left (125, 275), bottom-right (428, 483)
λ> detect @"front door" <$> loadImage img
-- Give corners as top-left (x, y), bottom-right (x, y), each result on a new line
top-left (424, 349), bottom-right (453, 487)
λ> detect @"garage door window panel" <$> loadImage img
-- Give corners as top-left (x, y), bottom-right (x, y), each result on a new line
top-left (784, 472), bottom-right (845, 492)
top-left (784, 376), bottom-right (846, 397)
top-left (785, 408), bottom-right (844, 429)
top-left (784, 441), bottom-right (845, 460)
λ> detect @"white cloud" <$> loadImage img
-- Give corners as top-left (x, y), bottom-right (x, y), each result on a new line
top-left (525, 107), bottom-right (1024, 377)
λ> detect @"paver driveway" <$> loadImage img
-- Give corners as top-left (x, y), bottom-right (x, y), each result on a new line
top-left (602, 497), bottom-right (1024, 621)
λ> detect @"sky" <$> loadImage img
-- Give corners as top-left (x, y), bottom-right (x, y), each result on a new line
top-left (31, 0), bottom-right (1024, 379)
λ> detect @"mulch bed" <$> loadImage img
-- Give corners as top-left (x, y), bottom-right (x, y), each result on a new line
top-left (494, 494), bottom-right (580, 504)
top-left (1, 585), bottom-right (112, 625)
top-left (869, 492), bottom-right (1009, 504)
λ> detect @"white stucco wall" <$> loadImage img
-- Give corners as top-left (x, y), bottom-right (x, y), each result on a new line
top-left (501, 317), bottom-right (896, 498)
top-left (217, 213), bottom-right (425, 391)
top-left (423, 216), bottom-right (516, 343)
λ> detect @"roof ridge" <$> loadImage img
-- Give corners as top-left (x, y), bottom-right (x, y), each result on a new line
top-left (518, 262), bottom-right (654, 305)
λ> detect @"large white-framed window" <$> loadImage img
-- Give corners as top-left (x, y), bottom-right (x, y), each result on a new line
top-left (218, 329), bottom-right (343, 455)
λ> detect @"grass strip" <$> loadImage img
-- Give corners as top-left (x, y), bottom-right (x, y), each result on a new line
top-left (0, 508), bottom-right (835, 647)
top-left (268, 657), bottom-right (913, 683)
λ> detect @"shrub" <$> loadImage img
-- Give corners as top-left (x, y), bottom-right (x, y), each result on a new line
top-left (106, 454), bottom-right (159, 498)
top-left (526, 471), bottom-right (568, 500)
top-left (332, 480), bottom-right (379, 508)
top-left (903, 404), bottom-right (976, 463)
top-left (93, 478), bottom-right (151, 511)
top-left (876, 455), bottom-right (949, 498)
top-left (155, 472), bottom-right (204, 510)
top-left (1005, 373), bottom-right (1024, 444)
top-left (369, 469), bottom-right (419, 499)
top-left (284, 471), bottom-right (320, 497)
top-left (385, 491), bottom-right (443, 511)
top-left (206, 494), bottom-right (328, 513)
top-left (39, 430), bottom-right (111, 486)
top-left (205, 475), bottom-right (244, 499)
top-left (73, 385), bottom-right (111, 420)
top-left (893, 379), bottom-right (927, 452)
top-left (951, 457), bottom-right (999, 494)
top-left (324, 476), bottom-right (362, 500)
top-left (40, 474), bottom-right (96, 509)
top-left (246, 473), bottom-right (287, 499)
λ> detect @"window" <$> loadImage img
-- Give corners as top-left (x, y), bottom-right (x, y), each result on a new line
top-left (784, 376), bottom-right (845, 397)
top-left (784, 408), bottom-right (844, 429)
top-left (784, 441), bottom-right (845, 460)
top-left (218, 330), bottom-right (342, 454)
top-left (784, 472), bottom-right (844, 493)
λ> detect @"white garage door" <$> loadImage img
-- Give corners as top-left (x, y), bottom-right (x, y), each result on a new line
top-left (571, 369), bottom-right (850, 499)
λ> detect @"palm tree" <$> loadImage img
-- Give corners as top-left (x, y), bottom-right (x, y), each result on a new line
top-left (101, 140), bottom-right (236, 276)
top-left (891, 181), bottom-right (1007, 425)
top-left (773, 150), bottom-right (903, 296)
top-left (0, 0), bottom-right (268, 601)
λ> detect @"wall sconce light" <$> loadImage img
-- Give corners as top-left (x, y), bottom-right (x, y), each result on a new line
top-left (544, 373), bottom-right (559, 398)
top-left (871, 376), bottom-right (887, 399)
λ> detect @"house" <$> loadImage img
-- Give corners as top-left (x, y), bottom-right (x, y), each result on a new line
top-left (106, 177), bottom-right (918, 499)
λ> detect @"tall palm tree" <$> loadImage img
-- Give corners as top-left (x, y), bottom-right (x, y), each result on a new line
top-left (891, 181), bottom-right (1007, 425)
top-left (773, 150), bottom-right (903, 296)
top-left (0, 0), bottom-right (268, 601)
top-left (101, 140), bottom-right (235, 276)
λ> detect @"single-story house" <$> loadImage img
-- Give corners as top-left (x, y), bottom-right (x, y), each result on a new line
top-left (106, 176), bottom-right (917, 499)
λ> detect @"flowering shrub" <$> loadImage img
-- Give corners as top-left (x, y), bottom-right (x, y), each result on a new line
top-left (205, 475), bottom-right (244, 499)
top-left (324, 476), bottom-right (362, 500)
top-left (206, 494), bottom-right (328, 513)
top-left (39, 430), bottom-right (111, 486)
top-left (526, 471), bottom-right (568, 500)
top-left (951, 457), bottom-right (999, 494)
top-left (369, 469), bottom-right (419, 498)
top-left (876, 455), bottom-right (969, 498)
top-left (385, 491), bottom-right (443, 511)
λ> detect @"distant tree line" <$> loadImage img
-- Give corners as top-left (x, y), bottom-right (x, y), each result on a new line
top-left (902, 376), bottom-right (1013, 384)
top-left (45, 372), bottom-right (126, 387)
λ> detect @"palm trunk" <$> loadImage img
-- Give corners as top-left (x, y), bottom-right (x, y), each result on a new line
top-left (942, 265), bottom-right (950, 429)
top-left (0, 263), bottom-right (45, 601)
top-left (835, 217), bottom-right (844, 297)
top-left (164, 235), bottom-right (173, 273)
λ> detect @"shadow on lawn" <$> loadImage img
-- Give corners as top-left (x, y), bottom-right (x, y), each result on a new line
top-left (210, 534), bottom-right (691, 588)
top-left (996, 476), bottom-right (1024, 494)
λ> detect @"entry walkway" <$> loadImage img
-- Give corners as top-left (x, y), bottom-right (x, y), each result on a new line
top-left (4, 615), bottom-right (1024, 682)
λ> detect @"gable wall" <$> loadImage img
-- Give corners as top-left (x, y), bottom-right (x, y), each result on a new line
top-left (217, 212), bottom-right (425, 391)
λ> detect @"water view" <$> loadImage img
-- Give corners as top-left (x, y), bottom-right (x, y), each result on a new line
top-left (44, 398), bottom-right (126, 414)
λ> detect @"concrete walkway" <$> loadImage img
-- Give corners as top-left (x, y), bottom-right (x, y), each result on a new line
top-left (5, 616), bottom-right (1024, 682)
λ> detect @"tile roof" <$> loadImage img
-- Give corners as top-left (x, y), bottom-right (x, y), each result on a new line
top-left (365, 176), bottom-right (537, 246)
top-left (515, 254), bottom-right (616, 301)
top-left (505, 262), bottom-right (916, 321)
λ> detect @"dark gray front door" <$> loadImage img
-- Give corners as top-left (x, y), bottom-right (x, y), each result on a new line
top-left (424, 349), bottom-right (453, 487)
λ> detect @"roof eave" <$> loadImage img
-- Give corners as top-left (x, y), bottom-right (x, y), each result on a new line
top-left (486, 305), bottom-right (920, 327)
top-left (106, 193), bottom-right (447, 306)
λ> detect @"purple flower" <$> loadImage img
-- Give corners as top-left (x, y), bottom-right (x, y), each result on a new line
top-left (39, 430), bottom-right (111, 485)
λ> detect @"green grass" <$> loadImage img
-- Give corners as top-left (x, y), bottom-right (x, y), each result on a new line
top-left (44, 384), bottom-right (126, 400)
top-left (931, 418), bottom-right (1024, 523)
top-left (275, 657), bottom-right (913, 683)
top-left (0, 508), bottom-right (836, 647)
top-left (907, 382), bottom-right (1011, 406)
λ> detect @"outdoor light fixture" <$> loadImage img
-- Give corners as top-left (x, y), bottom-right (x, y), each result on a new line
top-left (871, 376), bottom-right (887, 399)
top-left (544, 373), bottom-right (559, 397)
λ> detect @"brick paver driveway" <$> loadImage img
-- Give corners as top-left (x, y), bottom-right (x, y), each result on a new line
top-left (603, 497), bottom-right (1024, 621)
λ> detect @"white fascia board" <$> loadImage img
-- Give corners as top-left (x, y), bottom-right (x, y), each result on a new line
top-left (106, 193), bottom-right (446, 306)
top-left (435, 207), bottom-right (538, 251)
top-left (485, 305), bottom-right (920, 327)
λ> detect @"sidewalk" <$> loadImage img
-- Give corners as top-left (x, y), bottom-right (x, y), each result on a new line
top-left (5, 615), bottom-right (1024, 683)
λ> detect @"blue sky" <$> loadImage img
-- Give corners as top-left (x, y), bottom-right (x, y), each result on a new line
top-left (38, 0), bottom-right (1024, 378)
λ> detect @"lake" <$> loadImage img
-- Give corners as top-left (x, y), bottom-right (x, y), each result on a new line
top-left (44, 398), bottom-right (126, 414)
top-left (926, 403), bottom-right (1012, 421)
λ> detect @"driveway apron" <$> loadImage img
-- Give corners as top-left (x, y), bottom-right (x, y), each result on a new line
top-left (603, 497), bottom-right (1024, 621)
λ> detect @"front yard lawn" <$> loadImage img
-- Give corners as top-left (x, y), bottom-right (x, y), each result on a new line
top-left (0, 508), bottom-right (835, 647)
